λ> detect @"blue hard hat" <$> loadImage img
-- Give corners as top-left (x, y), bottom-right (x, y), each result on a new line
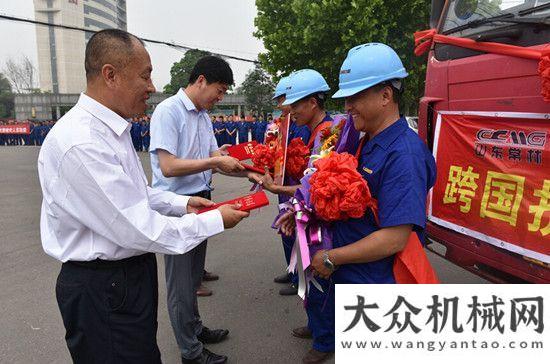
top-left (282, 69), bottom-right (330, 106)
top-left (332, 43), bottom-right (408, 99)
top-left (272, 76), bottom-right (291, 100)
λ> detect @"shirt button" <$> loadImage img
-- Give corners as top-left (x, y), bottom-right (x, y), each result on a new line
top-left (112, 282), bottom-right (116, 287)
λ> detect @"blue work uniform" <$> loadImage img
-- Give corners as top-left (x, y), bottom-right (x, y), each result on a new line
top-left (29, 124), bottom-right (36, 145)
top-left (249, 120), bottom-right (257, 141)
top-left (256, 120), bottom-right (267, 143)
top-left (303, 114), bottom-right (335, 354)
top-left (212, 121), bottom-right (220, 147)
top-left (130, 122), bottom-right (140, 151)
top-left (39, 125), bottom-right (46, 145)
top-left (331, 117), bottom-right (437, 285)
top-left (219, 123), bottom-right (228, 146)
top-left (141, 123), bottom-right (150, 152)
top-left (237, 121), bottom-right (249, 144)
top-left (226, 121), bottom-right (237, 145)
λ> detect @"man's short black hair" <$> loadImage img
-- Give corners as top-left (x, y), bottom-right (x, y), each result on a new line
top-left (297, 92), bottom-right (326, 109)
top-left (85, 29), bottom-right (144, 81)
top-left (189, 55), bottom-right (234, 86)
top-left (371, 79), bottom-right (403, 104)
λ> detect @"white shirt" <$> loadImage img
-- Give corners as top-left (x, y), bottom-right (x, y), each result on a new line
top-left (149, 89), bottom-right (219, 195)
top-left (38, 93), bottom-right (224, 262)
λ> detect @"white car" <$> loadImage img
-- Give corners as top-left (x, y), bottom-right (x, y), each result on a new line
top-left (406, 116), bottom-right (418, 133)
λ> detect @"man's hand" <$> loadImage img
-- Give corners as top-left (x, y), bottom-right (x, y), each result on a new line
top-left (274, 210), bottom-right (296, 236)
top-left (218, 144), bottom-right (232, 156)
top-left (311, 249), bottom-right (334, 279)
top-left (247, 171), bottom-right (263, 184)
top-left (258, 167), bottom-right (279, 193)
top-left (186, 196), bottom-right (215, 214)
top-left (218, 203), bottom-right (250, 228)
top-left (214, 156), bottom-right (245, 174)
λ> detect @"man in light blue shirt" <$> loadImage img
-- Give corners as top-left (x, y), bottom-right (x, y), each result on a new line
top-left (150, 56), bottom-right (251, 364)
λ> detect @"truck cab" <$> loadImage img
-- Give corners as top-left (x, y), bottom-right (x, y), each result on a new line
top-left (419, 0), bottom-right (550, 283)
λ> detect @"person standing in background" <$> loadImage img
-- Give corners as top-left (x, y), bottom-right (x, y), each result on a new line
top-left (141, 117), bottom-right (150, 152)
top-left (237, 115), bottom-right (249, 144)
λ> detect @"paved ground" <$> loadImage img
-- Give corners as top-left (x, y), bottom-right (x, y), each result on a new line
top-left (0, 146), bottom-right (487, 363)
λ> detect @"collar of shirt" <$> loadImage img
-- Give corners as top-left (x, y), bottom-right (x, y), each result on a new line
top-left (362, 117), bottom-right (408, 154)
top-left (76, 93), bottom-right (131, 136)
top-left (177, 89), bottom-right (208, 117)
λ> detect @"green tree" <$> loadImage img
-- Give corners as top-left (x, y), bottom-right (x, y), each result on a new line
top-left (237, 65), bottom-right (275, 117)
top-left (0, 72), bottom-right (14, 118)
top-left (254, 0), bottom-right (431, 114)
top-left (163, 49), bottom-right (211, 95)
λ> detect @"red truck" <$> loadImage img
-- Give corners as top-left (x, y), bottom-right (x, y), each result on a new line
top-left (418, 0), bottom-right (550, 283)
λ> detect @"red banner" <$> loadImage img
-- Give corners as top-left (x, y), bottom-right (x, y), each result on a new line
top-left (429, 112), bottom-right (550, 264)
top-left (0, 123), bottom-right (30, 135)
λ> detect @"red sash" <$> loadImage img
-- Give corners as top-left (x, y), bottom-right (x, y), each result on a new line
top-left (307, 121), bottom-right (333, 150)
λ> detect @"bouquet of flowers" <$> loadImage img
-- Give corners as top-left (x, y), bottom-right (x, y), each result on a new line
top-left (285, 137), bottom-right (310, 180)
top-left (251, 143), bottom-right (281, 171)
top-left (309, 151), bottom-right (378, 222)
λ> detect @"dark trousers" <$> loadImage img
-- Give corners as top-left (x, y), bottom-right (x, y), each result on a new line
top-left (56, 253), bottom-right (161, 364)
top-left (307, 278), bottom-right (335, 352)
top-left (281, 233), bottom-right (298, 285)
top-left (165, 190), bottom-right (211, 360)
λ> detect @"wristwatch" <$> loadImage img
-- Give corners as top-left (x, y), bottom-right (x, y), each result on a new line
top-left (322, 251), bottom-right (337, 272)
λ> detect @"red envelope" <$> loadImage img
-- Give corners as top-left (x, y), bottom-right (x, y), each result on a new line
top-left (197, 190), bottom-right (270, 214)
top-left (240, 162), bottom-right (274, 177)
top-left (227, 141), bottom-right (259, 160)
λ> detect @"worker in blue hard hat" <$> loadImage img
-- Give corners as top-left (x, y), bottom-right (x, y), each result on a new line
top-left (253, 68), bottom-right (336, 363)
top-left (269, 76), bottom-right (312, 296)
top-left (310, 42), bottom-right (437, 301)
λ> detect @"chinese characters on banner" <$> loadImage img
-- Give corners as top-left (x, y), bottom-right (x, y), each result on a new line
top-left (429, 112), bottom-right (550, 264)
top-left (0, 124), bottom-right (30, 135)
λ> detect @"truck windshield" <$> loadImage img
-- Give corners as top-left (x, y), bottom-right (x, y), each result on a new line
top-left (442, 0), bottom-right (550, 36)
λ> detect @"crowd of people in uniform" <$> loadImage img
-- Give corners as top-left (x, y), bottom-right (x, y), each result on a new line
top-left (130, 115), bottom-right (151, 152)
top-left (2, 114), bottom-right (272, 151)
top-left (0, 119), bottom-right (56, 146)
top-left (36, 28), bottom-right (437, 364)
top-left (211, 114), bottom-right (271, 146)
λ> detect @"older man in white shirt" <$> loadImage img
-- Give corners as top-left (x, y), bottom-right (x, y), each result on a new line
top-left (37, 29), bottom-right (249, 364)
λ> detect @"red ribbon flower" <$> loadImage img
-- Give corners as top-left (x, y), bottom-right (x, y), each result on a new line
top-left (285, 138), bottom-right (310, 180)
top-left (252, 143), bottom-right (280, 171)
top-left (309, 152), bottom-right (378, 222)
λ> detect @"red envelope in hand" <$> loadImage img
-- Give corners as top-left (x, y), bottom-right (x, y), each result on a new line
top-left (227, 141), bottom-right (258, 160)
top-left (197, 190), bottom-right (270, 214)
top-left (240, 162), bottom-right (274, 177)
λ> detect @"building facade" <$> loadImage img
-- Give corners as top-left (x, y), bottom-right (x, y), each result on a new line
top-left (14, 93), bottom-right (247, 121)
top-left (34, 0), bottom-right (127, 94)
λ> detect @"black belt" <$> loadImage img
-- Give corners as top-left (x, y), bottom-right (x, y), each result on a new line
top-left (66, 253), bottom-right (154, 269)
top-left (189, 190), bottom-right (211, 199)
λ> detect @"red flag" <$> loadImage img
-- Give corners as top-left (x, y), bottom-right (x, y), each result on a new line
top-left (393, 233), bottom-right (440, 284)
